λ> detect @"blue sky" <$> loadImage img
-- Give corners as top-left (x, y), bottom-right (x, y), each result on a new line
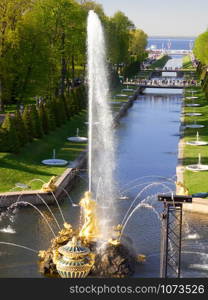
top-left (97, 0), bottom-right (208, 37)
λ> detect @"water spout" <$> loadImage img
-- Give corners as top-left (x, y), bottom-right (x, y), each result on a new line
top-left (9, 201), bottom-right (56, 237)
top-left (0, 242), bottom-right (38, 253)
top-left (53, 149), bottom-right (56, 160)
top-left (87, 10), bottom-right (116, 238)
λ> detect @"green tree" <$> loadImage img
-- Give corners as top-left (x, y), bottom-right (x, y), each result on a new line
top-left (129, 29), bottom-right (148, 62)
top-left (194, 31), bottom-right (208, 65)
top-left (0, 127), bottom-right (7, 152)
top-left (22, 105), bottom-right (33, 142)
top-left (0, 0), bottom-right (34, 110)
top-left (14, 109), bottom-right (28, 146)
top-left (45, 101), bottom-right (56, 131)
top-left (30, 105), bottom-right (43, 138)
top-left (107, 11), bottom-right (135, 68)
top-left (36, 0), bottom-right (86, 97)
top-left (1, 113), bottom-right (20, 153)
top-left (39, 103), bottom-right (50, 135)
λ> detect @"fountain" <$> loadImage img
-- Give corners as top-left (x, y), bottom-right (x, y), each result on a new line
top-left (186, 153), bottom-right (208, 172)
top-left (185, 104), bottom-right (200, 107)
top-left (38, 11), bottom-right (139, 278)
top-left (186, 132), bottom-right (208, 146)
top-left (15, 183), bottom-right (30, 189)
top-left (187, 90), bottom-right (197, 96)
top-left (185, 112), bottom-right (202, 117)
top-left (114, 94), bottom-right (128, 98)
top-left (67, 128), bottom-right (88, 143)
top-left (53, 236), bottom-right (93, 278)
top-left (42, 149), bottom-right (68, 166)
top-left (122, 86), bottom-right (134, 92)
top-left (185, 120), bottom-right (205, 129)
top-left (184, 91), bottom-right (200, 107)
top-left (186, 96), bottom-right (198, 100)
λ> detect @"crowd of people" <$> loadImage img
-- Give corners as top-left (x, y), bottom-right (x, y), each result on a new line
top-left (136, 78), bottom-right (198, 87)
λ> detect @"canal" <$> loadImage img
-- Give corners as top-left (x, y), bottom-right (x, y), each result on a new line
top-left (0, 56), bottom-right (208, 278)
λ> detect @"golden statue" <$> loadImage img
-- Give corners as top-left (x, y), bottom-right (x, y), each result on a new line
top-left (41, 176), bottom-right (57, 193)
top-left (176, 181), bottom-right (189, 196)
top-left (38, 250), bottom-right (47, 260)
top-left (136, 254), bottom-right (146, 263)
top-left (58, 222), bottom-right (73, 237)
top-left (108, 224), bottom-right (123, 246)
top-left (79, 191), bottom-right (99, 242)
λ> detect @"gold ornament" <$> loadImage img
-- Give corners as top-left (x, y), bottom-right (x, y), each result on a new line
top-left (79, 191), bottom-right (99, 242)
top-left (176, 181), bottom-right (189, 196)
top-left (41, 176), bottom-right (57, 193)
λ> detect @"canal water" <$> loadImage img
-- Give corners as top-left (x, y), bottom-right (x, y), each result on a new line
top-left (0, 56), bottom-right (208, 278)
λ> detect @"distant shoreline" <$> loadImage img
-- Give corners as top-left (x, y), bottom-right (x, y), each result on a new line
top-left (148, 36), bottom-right (196, 39)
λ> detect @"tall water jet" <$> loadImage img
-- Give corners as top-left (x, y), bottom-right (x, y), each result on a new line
top-left (87, 10), bottom-right (116, 239)
top-left (38, 11), bottom-right (137, 278)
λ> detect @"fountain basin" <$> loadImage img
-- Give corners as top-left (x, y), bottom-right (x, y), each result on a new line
top-left (115, 94), bottom-right (128, 98)
top-left (110, 101), bottom-right (127, 105)
top-left (185, 113), bottom-right (202, 116)
top-left (185, 104), bottom-right (200, 107)
top-left (186, 96), bottom-right (198, 99)
top-left (185, 124), bottom-right (205, 129)
top-left (67, 137), bottom-right (88, 142)
top-left (186, 164), bottom-right (208, 172)
top-left (186, 141), bottom-right (208, 146)
top-left (42, 159), bottom-right (68, 166)
top-left (122, 88), bottom-right (134, 92)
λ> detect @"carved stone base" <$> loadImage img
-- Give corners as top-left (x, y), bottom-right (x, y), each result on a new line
top-left (90, 242), bottom-right (136, 278)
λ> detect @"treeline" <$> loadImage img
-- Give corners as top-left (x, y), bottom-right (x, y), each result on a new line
top-left (0, 86), bottom-right (86, 153)
top-left (0, 0), bottom-right (148, 111)
top-left (193, 30), bottom-right (208, 96)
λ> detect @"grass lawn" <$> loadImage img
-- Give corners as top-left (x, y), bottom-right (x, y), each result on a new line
top-left (0, 111), bottom-right (88, 192)
top-left (0, 82), bottom-right (135, 193)
top-left (183, 86), bottom-right (208, 194)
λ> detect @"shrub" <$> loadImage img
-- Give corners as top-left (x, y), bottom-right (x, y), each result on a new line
top-left (1, 114), bottom-right (20, 153)
top-left (30, 105), bottom-right (43, 138)
top-left (14, 110), bottom-right (28, 146)
top-left (45, 101), bottom-right (56, 131)
top-left (22, 106), bottom-right (34, 142)
top-left (39, 103), bottom-right (50, 135)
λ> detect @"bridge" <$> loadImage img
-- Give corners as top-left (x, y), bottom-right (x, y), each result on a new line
top-left (123, 80), bottom-right (199, 89)
top-left (148, 49), bottom-right (192, 55)
top-left (145, 68), bottom-right (194, 73)
top-left (147, 68), bottom-right (195, 78)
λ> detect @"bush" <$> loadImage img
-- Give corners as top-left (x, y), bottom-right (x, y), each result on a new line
top-left (39, 103), bottom-right (50, 135)
top-left (0, 127), bottom-right (8, 152)
top-left (1, 114), bottom-right (20, 153)
top-left (22, 106), bottom-right (34, 142)
top-left (45, 101), bottom-right (56, 131)
top-left (14, 110), bottom-right (28, 146)
top-left (30, 105), bottom-right (43, 138)
top-left (123, 61), bottom-right (140, 79)
top-left (57, 97), bottom-right (67, 124)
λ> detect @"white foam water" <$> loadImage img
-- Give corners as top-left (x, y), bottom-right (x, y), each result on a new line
top-left (0, 225), bottom-right (16, 234)
top-left (189, 264), bottom-right (208, 271)
top-left (185, 233), bottom-right (200, 240)
top-left (87, 11), bottom-right (117, 239)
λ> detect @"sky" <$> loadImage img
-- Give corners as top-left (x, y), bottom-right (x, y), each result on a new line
top-left (97, 0), bottom-right (208, 37)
